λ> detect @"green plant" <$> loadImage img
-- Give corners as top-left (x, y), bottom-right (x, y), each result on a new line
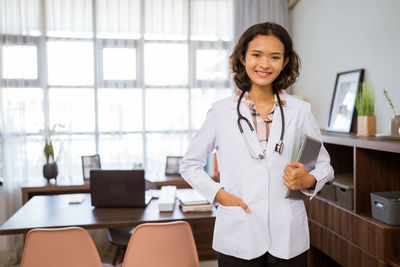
top-left (356, 82), bottom-right (375, 116)
top-left (383, 89), bottom-right (397, 117)
top-left (43, 124), bottom-right (64, 164)
top-left (44, 140), bottom-right (55, 164)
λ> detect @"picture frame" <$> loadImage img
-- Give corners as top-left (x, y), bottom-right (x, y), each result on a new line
top-left (326, 69), bottom-right (364, 133)
top-left (81, 154), bottom-right (101, 180)
top-left (165, 156), bottom-right (183, 176)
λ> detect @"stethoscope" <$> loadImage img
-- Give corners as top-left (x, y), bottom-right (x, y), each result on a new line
top-left (236, 90), bottom-right (285, 159)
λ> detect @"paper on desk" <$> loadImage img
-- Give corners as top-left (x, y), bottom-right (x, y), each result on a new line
top-left (68, 195), bottom-right (85, 204)
top-left (146, 189), bottom-right (161, 199)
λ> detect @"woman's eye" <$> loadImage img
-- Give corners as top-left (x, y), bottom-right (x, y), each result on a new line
top-left (252, 53), bottom-right (261, 58)
top-left (272, 56), bottom-right (281, 60)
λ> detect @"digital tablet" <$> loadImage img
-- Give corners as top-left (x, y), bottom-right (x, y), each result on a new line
top-left (296, 134), bottom-right (322, 172)
top-left (285, 134), bottom-right (322, 199)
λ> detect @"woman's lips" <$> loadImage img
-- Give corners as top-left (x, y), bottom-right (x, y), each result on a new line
top-left (255, 71), bottom-right (272, 78)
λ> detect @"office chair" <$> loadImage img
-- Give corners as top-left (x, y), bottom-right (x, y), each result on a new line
top-left (82, 154), bottom-right (128, 264)
top-left (107, 227), bottom-right (133, 265)
top-left (21, 227), bottom-right (114, 267)
top-left (81, 154), bottom-right (101, 180)
top-left (121, 221), bottom-right (199, 267)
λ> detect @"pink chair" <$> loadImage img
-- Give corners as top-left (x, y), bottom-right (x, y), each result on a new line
top-left (121, 221), bottom-right (199, 267)
top-left (21, 227), bottom-right (114, 267)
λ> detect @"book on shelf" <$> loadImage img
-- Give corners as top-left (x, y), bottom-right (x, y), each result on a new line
top-left (205, 152), bottom-right (219, 178)
top-left (176, 189), bottom-right (212, 212)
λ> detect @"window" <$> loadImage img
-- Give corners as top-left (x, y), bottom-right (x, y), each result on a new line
top-left (0, 0), bottom-right (234, 181)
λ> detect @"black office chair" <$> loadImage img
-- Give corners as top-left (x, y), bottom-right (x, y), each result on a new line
top-left (107, 227), bottom-right (134, 265)
top-left (81, 155), bottom-right (130, 264)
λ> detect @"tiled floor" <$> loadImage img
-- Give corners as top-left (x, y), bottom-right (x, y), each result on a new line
top-left (200, 260), bottom-right (218, 267)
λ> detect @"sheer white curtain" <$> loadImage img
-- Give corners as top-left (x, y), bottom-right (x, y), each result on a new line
top-left (1, 0), bottom-right (42, 264)
top-left (233, 0), bottom-right (289, 42)
top-left (0, 0), bottom-right (234, 264)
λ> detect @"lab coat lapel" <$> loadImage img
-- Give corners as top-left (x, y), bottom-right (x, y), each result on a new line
top-left (230, 99), bottom-right (265, 161)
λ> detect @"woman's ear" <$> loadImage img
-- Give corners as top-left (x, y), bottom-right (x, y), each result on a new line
top-left (239, 55), bottom-right (245, 66)
top-left (283, 57), bottom-right (289, 68)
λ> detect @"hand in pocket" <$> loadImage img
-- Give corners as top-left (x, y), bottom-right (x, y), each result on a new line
top-left (215, 188), bottom-right (250, 213)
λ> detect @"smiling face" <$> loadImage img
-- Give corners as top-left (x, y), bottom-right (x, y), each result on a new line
top-left (241, 34), bottom-right (288, 92)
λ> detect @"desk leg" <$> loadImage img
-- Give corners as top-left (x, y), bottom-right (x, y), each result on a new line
top-left (21, 190), bottom-right (29, 205)
top-left (190, 217), bottom-right (217, 261)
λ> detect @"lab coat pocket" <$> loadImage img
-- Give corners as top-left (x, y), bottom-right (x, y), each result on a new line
top-left (215, 205), bottom-right (246, 250)
top-left (217, 205), bottom-right (246, 223)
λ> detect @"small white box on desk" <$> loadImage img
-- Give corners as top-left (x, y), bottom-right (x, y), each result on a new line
top-left (158, 186), bottom-right (176, 212)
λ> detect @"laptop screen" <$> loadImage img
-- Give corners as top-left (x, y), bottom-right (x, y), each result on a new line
top-left (90, 169), bottom-right (145, 207)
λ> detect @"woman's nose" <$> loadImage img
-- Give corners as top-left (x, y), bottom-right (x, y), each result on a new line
top-left (259, 57), bottom-right (270, 68)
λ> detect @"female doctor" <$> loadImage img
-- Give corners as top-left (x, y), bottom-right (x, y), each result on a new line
top-left (180, 22), bottom-right (334, 267)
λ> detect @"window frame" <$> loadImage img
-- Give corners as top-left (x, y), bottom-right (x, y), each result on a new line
top-left (0, 0), bottom-right (234, 177)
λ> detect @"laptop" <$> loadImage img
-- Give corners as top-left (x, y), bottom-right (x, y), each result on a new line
top-left (90, 169), bottom-right (146, 207)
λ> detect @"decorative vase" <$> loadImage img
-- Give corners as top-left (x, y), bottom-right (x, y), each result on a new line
top-left (357, 116), bottom-right (376, 136)
top-left (43, 162), bottom-right (58, 181)
top-left (390, 115), bottom-right (400, 136)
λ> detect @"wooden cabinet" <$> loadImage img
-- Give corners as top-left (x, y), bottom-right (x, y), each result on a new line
top-left (306, 131), bottom-right (400, 267)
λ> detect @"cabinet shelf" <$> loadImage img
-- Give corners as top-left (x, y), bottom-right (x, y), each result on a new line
top-left (321, 130), bottom-right (400, 153)
top-left (314, 195), bottom-right (400, 230)
top-left (308, 131), bottom-right (400, 266)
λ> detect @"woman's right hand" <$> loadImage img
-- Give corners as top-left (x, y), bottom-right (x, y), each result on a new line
top-left (215, 188), bottom-right (251, 213)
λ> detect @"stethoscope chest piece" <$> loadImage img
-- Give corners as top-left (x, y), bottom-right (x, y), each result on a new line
top-left (275, 141), bottom-right (284, 155)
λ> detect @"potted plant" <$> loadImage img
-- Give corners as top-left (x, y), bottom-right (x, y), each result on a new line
top-left (355, 82), bottom-right (376, 136)
top-left (43, 124), bottom-right (64, 181)
top-left (383, 89), bottom-right (400, 136)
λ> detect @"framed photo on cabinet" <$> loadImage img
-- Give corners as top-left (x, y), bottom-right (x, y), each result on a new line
top-left (326, 69), bottom-right (364, 133)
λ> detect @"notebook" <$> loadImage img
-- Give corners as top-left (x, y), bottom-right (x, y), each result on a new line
top-left (176, 188), bottom-right (210, 206)
top-left (285, 134), bottom-right (322, 199)
top-left (90, 169), bottom-right (146, 207)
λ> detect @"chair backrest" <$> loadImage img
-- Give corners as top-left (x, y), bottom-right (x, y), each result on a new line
top-left (122, 221), bottom-right (200, 267)
top-left (21, 227), bottom-right (103, 267)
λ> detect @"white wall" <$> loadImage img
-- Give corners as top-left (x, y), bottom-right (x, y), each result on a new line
top-left (290, 0), bottom-right (400, 133)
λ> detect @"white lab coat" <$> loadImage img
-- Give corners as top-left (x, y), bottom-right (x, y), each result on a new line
top-left (180, 91), bottom-right (334, 260)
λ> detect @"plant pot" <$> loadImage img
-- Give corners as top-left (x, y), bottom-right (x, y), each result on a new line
top-left (43, 163), bottom-right (58, 181)
top-left (390, 115), bottom-right (400, 136)
top-left (357, 116), bottom-right (376, 136)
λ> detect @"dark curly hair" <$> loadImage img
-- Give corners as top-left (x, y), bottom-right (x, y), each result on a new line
top-left (230, 22), bottom-right (300, 93)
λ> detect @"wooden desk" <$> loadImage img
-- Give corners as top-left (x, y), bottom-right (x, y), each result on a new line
top-left (1, 193), bottom-right (217, 260)
top-left (21, 175), bottom-right (217, 205)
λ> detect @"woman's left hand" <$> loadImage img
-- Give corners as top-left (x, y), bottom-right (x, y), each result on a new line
top-left (282, 161), bottom-right (316, 190)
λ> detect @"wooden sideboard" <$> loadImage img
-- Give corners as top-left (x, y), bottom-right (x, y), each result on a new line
top-left (306, 131), bottom-right (400, 267)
